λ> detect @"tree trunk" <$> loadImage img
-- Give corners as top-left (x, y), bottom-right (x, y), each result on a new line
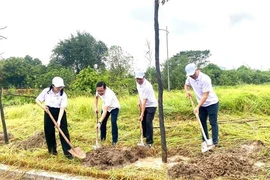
top-left (154, 0), bottom-right (167, 163)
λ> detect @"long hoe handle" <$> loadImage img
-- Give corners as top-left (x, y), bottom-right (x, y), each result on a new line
top-left (96, 112), bottom-right (99, 145)
top-left (189, 96), bottom-right (209, 142)
top-left (47, 110), bottom-right (75, 150)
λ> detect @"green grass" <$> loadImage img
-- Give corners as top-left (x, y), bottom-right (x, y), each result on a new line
top-left (1, 84), bottom-right (270, 179)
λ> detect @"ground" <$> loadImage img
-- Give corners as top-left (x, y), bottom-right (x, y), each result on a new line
top-left (0, 132), bottom-right (269, 179)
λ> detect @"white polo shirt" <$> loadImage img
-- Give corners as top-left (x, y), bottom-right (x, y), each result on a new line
top-left (185, 71), bottom-right (218, 107)
top-left (36, 88), bottom-right (68, 108)
top-left (136, 79), bottom-right (158, 108)
top-left (96, 87), bottom-right (120, 112)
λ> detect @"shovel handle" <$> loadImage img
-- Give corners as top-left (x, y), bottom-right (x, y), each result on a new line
top-left (47, 110), bottom-right (75, 150)
top-left (188, 96), bottom-right (209, 142)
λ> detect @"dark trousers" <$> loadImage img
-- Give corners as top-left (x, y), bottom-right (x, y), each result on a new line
top-left (100, 108), bottom-right (119, 143)
top-left (44, 107), bottom-right (71, 156)
top-left (199, 102), bottom-right (219, 145)
top-left (142, 107), bottom-right (157, 144)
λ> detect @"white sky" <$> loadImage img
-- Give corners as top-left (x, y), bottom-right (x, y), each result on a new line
top-left (0, 0), bottom-right (270, 71)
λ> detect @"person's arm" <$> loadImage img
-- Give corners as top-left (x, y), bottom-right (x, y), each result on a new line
top-left (96, 106), bottom-right (109, 128)
top-left (35, 94), bottom-right (49, 113)
top-left (139, 99), bottom-right (147, 121)
top-left (94, 95), bottom-right (99, 114)
top-left (194, 92), bottom-right (209, 114)
top-left (184, 84), bottom-right (191, 97)
top-left (137, 96), bottom-right (141, 109)
top-left (36, 99), bottom-right (46, 111)
top-left (57, 107), bottom-right (65, 127)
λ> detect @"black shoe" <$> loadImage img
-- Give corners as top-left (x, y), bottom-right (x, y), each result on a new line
top-left (50, 151), bottom-right (58, 156)
top-left (65, 154), bottom-right (73, 160)
top-left (49, 148), bottom-right (58, 156)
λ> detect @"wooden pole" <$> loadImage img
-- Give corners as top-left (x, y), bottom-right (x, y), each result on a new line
top-left (0, 89), bottom-right (9, 144)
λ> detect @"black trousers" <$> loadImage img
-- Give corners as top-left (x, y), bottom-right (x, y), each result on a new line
top-left (100, 108), bottom-right (119, 143)
top-left (44, 107), bottom-right (71, 156)
top-left (142, 107), bottom-right (157, 144)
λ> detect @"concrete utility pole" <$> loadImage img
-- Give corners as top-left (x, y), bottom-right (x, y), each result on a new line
top-left (159, 26), bottom-right (170, 91)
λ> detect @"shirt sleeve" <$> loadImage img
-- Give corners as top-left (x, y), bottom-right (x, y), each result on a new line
top-left (104, 93), bottom-right (113, 107)
top-left (185, 78), bottom-right (190, 86)
top-left (141, 86), bottom-right (152, 100)
top-left (202, 76), bottom-right (212, 93)
top-left (36, 89), bottom-right (47, 102)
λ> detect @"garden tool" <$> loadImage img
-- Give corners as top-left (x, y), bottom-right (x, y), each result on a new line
top-left (93, 112), bottom-right (101, 150)
top-left (137, 110), bottom-right (145, 146)
top-left (189, 96), bottom-right (214, 153)
top-left (47, 110), bottom-right (86, 159)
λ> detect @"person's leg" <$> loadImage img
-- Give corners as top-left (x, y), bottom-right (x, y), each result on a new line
top-left (58, 111), bottom-right (72, 159)
top-left (110, 108), bottom-right (119, 144)
top-left (100, 110), bottom-right (110, 141)
top-left (145, 107), bottom-right (156, 145)
top-left (207, 102), bottom-right (219, 145)
top-left (142, 111), bottom-right (147, 138)
top-left (199, 106), bottom-right (209, 141)
top-left (44, 109), bottom-right (57, 155)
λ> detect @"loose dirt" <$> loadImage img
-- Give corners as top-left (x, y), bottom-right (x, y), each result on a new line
top-left (168, 140), bottom-right (264, 179)
top-left (0, 132), bottom-right (13, 144)
top-left (83, 146), bottom-right (156, 169)
top-left (14, 131), bottom-right (45, 150)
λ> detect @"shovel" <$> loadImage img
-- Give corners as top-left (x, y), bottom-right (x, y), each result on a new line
top-left (93, 112), bottom-right (101, 150)
top-left (137, 110), bottom-right (145, 146)
top-left (47, 110), bottom-right (86, 159)
top-left (189, 96), bottom-right (214, 153)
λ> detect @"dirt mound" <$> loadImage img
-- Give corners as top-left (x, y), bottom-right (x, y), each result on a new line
top-left (15, 131), bottom-right (45, 150)
top-left (83, 146), bottom-right (155, 169)
top-left (168, 140), bottom-right (263, 179)
top-left (0, 132), bottom-right (13, 143)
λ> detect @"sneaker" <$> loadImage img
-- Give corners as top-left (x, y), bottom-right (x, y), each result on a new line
top-left (112, 142), bottom-right (117, 147)
top-left (146, 144), bottom-right (152, 148)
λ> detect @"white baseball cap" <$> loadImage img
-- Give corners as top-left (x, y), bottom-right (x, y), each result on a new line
top-left (135, 71), bottom-right (145, 78)
top-left (52, 77), bottom-right (65, 87)
top-left (185, 63), bottom-right (197, 76)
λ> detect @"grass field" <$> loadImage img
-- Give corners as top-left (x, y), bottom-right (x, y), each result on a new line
top-left (1, 84), bottom-right (270, 179)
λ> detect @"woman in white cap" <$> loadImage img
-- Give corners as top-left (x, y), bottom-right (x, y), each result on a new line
top-left (36, 77), bottom-right (73, 159)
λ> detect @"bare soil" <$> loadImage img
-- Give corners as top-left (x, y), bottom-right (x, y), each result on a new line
top-left (83, 146), bottom-right (156, 169)
top-left (0, 132), bottom-right (13, 144)
top-left (4, 131), bottom-right (268, 179)
top-left (168, 140), bottom-right (264, 179)
top-left (14, 131), bottom-right (45, 150)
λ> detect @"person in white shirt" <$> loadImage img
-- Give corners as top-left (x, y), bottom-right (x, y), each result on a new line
top-left (184, 63), bottom-right (219, 146)
top-left (36, 77), bottom-right (73, 159)
top-left (135, 71), bottom-right (157, 147)
top-left (95, 81), bottom-right (120, 146)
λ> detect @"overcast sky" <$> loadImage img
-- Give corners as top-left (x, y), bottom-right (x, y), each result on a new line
top-left (1, 0), bottom-right (270, 71)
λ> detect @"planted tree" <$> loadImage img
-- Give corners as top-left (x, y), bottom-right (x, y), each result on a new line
top-left (154, 0), bottom-right (168, 163)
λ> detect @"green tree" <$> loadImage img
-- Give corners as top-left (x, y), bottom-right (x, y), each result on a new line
top-left (162, 53), bottom-right (189, 90)
top-left (0, 57), bottom-right (45, 88)
top-left (105, 45), bottom-right (134, 78)
top-left (51, 31), bottom-right (108, 74)
top-left (70, 67), bottom-right (99, 94)
top-left (179, 50), bottom-right (211, 67)
top-left (203, 63), bottom-right (222, 85)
